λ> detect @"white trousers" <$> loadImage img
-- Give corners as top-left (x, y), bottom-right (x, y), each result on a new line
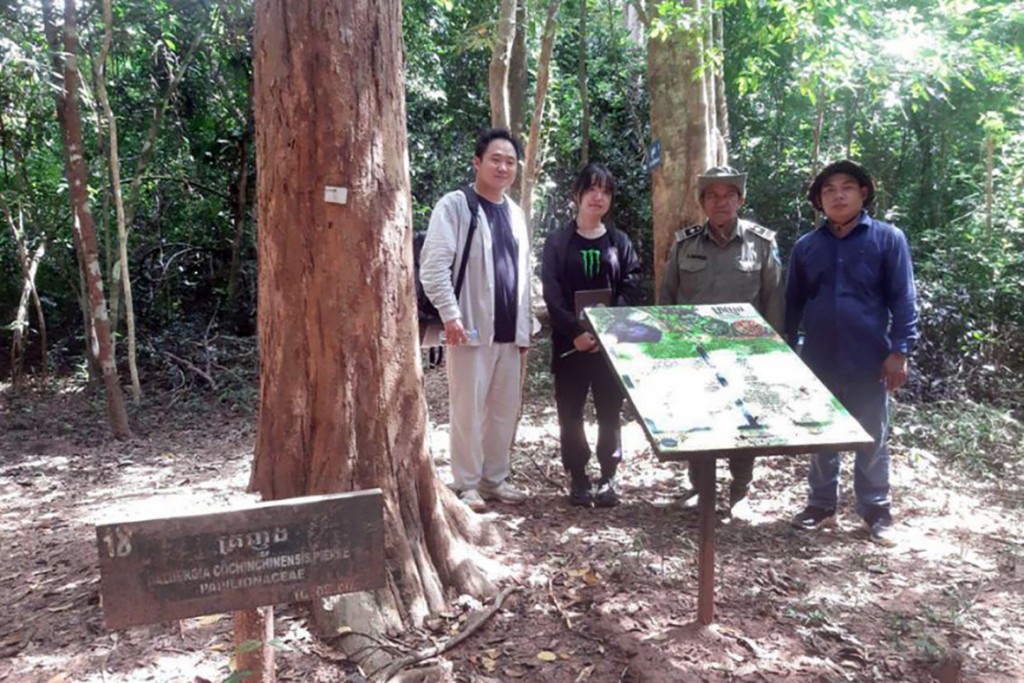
top-left (446, 343), bottom-right (522, 490)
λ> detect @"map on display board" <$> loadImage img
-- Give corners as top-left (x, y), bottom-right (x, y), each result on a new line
top-left (584, 304), bottom-right (873, 461)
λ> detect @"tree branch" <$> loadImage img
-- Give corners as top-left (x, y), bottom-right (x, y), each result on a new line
top-left (370, 585), bottom-right (522, 682)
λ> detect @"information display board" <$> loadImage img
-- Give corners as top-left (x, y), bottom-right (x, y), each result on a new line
top-left (586, 303), bottom-right (873, 460)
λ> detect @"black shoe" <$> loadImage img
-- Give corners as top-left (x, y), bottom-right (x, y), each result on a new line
top-left (790, 505), bottom-right (837, 530)
top-left (728, 482), bottom-right (750, 507)
top-left (569, 476), bottom-right (593, 507)
top-left (593, 477), bottom-right (620, 508)
top-left (864, 507), bottom-right (896, 547)
top-left (680, 486), bottom-right (699, 508)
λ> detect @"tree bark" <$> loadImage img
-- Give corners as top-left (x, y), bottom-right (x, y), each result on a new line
top-left (508, 0), bottom-right (528, 143)
top-left (703, 3), bottom-right (717, 163)
top-left (44, 0), bottom-right (130, 438)
top-left (489, 0), bottom-right (517, 129)
top-left (985, 132), bottom-right (994, 237)
top-left (644, 0), bottom-right (713, 295)
top-left (251, 0), bottom-right (498, 671)
top-left (1, 194), bottom-right (47, 385)
top-left (227, 76), bottom-right (253, 318)
top-left (97, 0), bottom-right (141, 405)
top-left (810, 82), bottom-right (826, 181)
top-left (713, 6), bottom-right (729, 162)
top-left (579, 0), bottom-right (591, 166)
top-left (10, 244), bottom-right (44, 387)
top-left (519, 0), bottom-right (563, 229)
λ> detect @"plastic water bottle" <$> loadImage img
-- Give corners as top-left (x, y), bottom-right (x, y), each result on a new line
top-left (440, 327), bottom-right (479, 344)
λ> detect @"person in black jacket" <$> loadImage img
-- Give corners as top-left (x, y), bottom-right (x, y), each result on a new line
top-left (541, 164), bottom-right (642, 507)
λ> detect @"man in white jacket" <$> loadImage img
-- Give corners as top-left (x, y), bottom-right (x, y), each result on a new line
top-left (420, 129), bottom-right (532, 512)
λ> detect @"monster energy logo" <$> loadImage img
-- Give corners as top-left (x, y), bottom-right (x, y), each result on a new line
top-left (581, 249), bottom-right (601, 278)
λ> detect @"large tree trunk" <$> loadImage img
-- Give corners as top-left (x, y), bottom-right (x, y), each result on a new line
top-left (489, 0), bottom-right (517, 129)
top-left (251, 0), bottom-right (498, 671)
top-left (43, 0), bottom-right (130, 438)
top-left (519, 0), bottom-right (563, 230)
top-left (644, 0), bottom-right (713, 295)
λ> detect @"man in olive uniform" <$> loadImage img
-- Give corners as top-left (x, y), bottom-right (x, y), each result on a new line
top-left (659, 165), bottom-right (783, 515)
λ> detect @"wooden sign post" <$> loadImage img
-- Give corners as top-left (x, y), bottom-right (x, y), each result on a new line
top-left (96, 489), bottom-right (385, 675)
top-left (586, 304), bottom-right (874, 625)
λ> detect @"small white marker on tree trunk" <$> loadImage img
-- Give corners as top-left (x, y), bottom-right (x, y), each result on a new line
top-left (324, 186), bottom-right (348, 205)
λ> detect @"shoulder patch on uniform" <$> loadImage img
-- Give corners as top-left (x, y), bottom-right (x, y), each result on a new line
top-left (743, 222), bottom-right (776, 241)
top-left (675, 224), bottom-right (703, 242)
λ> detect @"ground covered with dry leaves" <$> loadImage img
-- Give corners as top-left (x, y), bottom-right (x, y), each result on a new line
top-left (1, 340), bottom-right (1022, 682)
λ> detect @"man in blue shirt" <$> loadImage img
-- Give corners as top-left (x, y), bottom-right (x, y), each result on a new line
top-left (785, 160), bottom-right (918, 546)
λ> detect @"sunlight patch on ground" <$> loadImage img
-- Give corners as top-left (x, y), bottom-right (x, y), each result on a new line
top-left (84, 487), bottom-right (260, 526)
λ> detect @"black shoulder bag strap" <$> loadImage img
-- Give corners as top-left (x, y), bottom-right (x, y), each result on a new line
top-left (452, 184), bottom-right (480, 299)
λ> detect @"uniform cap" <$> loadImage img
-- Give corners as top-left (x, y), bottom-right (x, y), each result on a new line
top-left (808, 160), bottom-right (875, 211)
top-left (698, 165), bottom-right (746, 197)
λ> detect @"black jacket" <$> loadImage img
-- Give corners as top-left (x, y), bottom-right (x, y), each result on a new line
top-left (541, 221), bottom-right (642, 358)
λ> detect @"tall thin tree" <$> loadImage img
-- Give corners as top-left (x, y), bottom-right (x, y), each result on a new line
top-left (489, 0), bottom-right (518, 129)
top-left (519, 0), bottom-right (563, 228)
top-left (42, 0), bottom-right (130, 438)
top-left (579, 0), bottom-right (591, 165)
top-left (95, 0), bottom-right (141, 405)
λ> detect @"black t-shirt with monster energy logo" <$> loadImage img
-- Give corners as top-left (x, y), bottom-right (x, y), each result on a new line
top-left (556, 230), bottom-right (617, 354)
top-left (566, 230), bottom-right (615, 294)
top-left (541, 221), bottom-right (641, 363)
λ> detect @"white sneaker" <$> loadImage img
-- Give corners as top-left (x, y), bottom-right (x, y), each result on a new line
top-left (479, 480), bottom-right (527, 504)
top-left (460, 489), bottom-right (487, 512)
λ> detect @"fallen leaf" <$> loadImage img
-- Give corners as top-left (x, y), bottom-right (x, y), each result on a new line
top-left (575, 664), bottom-right (595, 682)
top-left (481, 656), bottom-right (497, 672)
top-left (537, 650), bottom-right (558, 662)
top-left (196, 614), bottom-right (225, 626)
top-left (503, 667), bottom-right (527, 678)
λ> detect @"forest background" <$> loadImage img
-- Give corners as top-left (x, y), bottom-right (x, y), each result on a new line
top-left (1, 0), bottom-right (1022, 423)
top-left (1, 0), bottom-right (1023, 681)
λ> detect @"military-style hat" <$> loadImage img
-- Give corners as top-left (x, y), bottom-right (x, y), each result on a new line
top-left (698, 165), bottom-right (746, 197)
top-left (808, 159), bottom-right (875, 211)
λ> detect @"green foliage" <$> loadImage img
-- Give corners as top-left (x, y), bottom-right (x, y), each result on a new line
top-left (892, 400), bottom-right (1024, 476)
top-left (404, 0), bottom-right (492, 228)
top-left (1, 0), bottom-right (1022, 414)
top-left (725, 0), bottom-right (1024, 402)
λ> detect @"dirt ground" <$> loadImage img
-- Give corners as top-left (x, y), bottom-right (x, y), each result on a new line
top-left (1, 343), bottom-right (1022, 683)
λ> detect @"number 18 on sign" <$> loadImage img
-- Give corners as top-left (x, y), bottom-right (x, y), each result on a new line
top-left (96, 490), bottom-right (385, 629)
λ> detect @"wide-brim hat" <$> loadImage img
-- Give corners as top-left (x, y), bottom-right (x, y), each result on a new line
top-left (808, 160), bottom-right (875, 211)
top-left (698, 165), bottom-right (746, 197)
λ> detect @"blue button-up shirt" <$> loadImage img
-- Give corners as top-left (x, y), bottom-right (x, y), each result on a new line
top-left (784, 212), bottom-right (919, 384)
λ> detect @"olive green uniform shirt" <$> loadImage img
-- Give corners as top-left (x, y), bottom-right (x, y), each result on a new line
top-left (659, 218), bottom-right (784, 333)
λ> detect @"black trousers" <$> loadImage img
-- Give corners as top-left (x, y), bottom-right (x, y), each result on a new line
top-left (553, 351), bottom-right (624, 481)
top-left (687, 455), bottom-right (755, 493)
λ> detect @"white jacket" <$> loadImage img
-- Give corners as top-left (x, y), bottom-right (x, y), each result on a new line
top-left (420, 189), bottom-right (532, 347)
